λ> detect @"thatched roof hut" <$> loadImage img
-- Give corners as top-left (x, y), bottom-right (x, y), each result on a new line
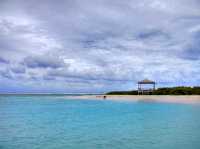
top-left (138, 79), bottom-right (155, 84)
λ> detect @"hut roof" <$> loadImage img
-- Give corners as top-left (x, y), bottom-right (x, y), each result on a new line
top-left (138, 79), bottom-right (155, 84)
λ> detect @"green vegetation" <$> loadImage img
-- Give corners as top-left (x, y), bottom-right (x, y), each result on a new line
top-left (106, 86), bottom-right (200, 95)
top-left (106, 90), bottom-right (138, 95)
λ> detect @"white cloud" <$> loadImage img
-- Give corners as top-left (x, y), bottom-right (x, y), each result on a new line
top-left (0, 0), bottom-right (200, 92)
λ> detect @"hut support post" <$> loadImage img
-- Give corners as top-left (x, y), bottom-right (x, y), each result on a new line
top-left (137, 79), bottom-right (156, 95)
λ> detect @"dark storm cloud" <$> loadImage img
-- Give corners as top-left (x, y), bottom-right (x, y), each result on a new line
top-left (0, 56), bottom-right (9, 64)
top-left (23, 55), bottom-right (65, 69)
top-left (180, 46), bottom-right (200, 60)
top-left (0, 69), bottom-right (12, 79)
top-left (137, 29), bottom-right (170, 40)
top-left (179, 29), bottom-right (200, 60)
top-left (10, 66), bottom-right (25, 74)
top-left (184, 49), bottom-right (200, 60)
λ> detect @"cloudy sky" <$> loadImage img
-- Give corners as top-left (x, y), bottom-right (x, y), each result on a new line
top-left (0, 0), bottom-right (200, 93)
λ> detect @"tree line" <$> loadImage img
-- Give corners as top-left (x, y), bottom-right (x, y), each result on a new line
top-left (106, 86), bottom-right (200, 95)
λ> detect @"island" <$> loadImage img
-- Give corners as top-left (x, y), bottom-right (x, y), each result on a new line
top-left (106, 86), bottom-right (200, 95)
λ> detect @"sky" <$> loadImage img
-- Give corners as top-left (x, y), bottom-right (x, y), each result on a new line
top-left (0, 0), bottom-right (200, 93)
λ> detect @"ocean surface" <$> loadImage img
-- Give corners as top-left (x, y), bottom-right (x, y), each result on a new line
top-left (0, 95), bottom-right (200, 149)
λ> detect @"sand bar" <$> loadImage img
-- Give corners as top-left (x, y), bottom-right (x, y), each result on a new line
top-left (68, 95), bottom-right (200, 104)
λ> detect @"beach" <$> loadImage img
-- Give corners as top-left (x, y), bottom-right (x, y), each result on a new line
top-left (69, 95), bottom-right (200, 104)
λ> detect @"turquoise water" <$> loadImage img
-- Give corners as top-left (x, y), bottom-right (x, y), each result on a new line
top-left (0, 95), bottom-right (200, 149)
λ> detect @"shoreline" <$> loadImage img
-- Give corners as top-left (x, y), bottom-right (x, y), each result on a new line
top-left (68, 95), bottom-right (200, 104)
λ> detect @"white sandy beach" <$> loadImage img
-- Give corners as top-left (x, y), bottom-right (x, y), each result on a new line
top-left (69, 95), bottom-right (200, 104)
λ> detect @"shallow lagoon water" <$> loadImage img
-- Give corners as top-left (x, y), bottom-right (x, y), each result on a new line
top-left (0, 95), bottom-right (200, 149)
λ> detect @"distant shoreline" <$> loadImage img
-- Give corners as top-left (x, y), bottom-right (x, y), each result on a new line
top-left (106, 86), bottom-right (200, 95)
top-left (1, 94), bottom-right (200, 104)
top-left (68, 95), bottom-right (200, 104)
